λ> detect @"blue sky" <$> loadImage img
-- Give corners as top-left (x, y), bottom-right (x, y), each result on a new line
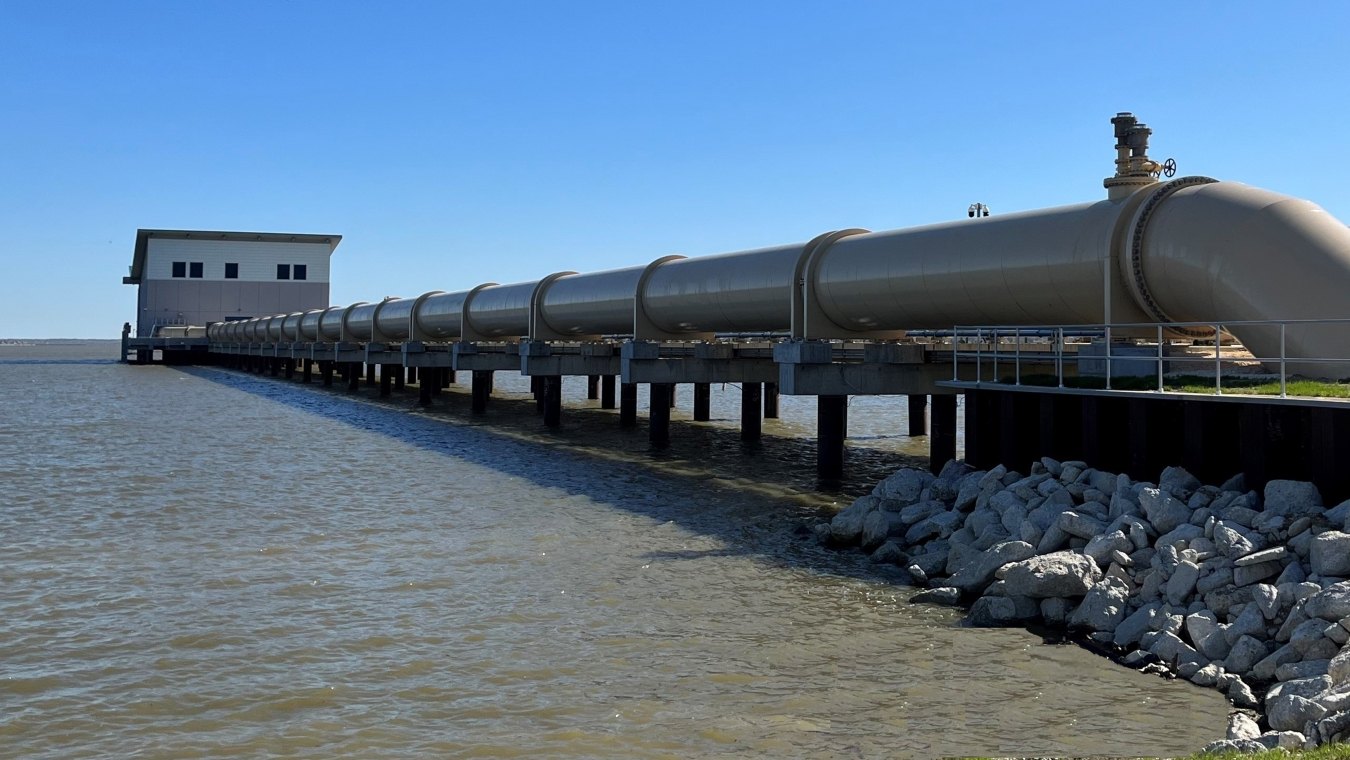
top-left (3, 1), bottom-right (1348, 337)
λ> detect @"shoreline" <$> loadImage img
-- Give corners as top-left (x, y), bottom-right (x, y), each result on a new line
top-left (818, 458), bottom-right (1350, 753)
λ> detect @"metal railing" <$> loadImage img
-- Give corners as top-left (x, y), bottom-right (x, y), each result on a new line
top-left (950, 318), bottom-right (1350, 399)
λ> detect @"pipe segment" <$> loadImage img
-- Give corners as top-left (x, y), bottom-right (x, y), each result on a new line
top-left (206, 179), bottom-right (1350, 377)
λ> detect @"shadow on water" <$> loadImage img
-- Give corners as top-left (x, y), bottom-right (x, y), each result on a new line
top-left (178, 365), bottom-right (926, 587)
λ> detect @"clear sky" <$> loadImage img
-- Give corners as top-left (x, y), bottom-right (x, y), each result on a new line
top-left (3, 1), bottom-right (1349, 337)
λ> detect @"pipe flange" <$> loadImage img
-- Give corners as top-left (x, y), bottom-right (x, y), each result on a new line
top-left (529, 271), bottom-right (579, 339)
top-left (339, 301), bottom-right (370, 343)
top-left (1124, 175), bottom-right (1218, 338)
top-left (407, 290), bottom-right (445, 342)
top-left (459, 283), bottom-right (500, 342)
top-left (369, 296), bottom-right (401, 344)
top-left (793, 228), bottom-right (870, 339)
top-left (299, 308), bottom-right (324, 342)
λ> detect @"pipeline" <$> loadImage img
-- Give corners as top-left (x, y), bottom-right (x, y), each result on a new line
top-left (209, 114), bottom-right (1350, 379)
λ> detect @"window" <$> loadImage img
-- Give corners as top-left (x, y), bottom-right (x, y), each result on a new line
top-left (293, 264), bottom-right (307, 281)
top-left (189, 262), bottom-right (203, 278)
top-left (172, 261), bottom-right (186, 278)
top-left (277, 264), bottom-right (290, 280)
top-left (224, 262), bottom-right (238, 279)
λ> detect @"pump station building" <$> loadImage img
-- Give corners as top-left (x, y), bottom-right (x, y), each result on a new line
top-left (123, 229), bottom-right (341, 338)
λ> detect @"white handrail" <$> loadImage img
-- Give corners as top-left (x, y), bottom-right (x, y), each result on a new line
top-left (948, 317), bottom-right (1350, 399)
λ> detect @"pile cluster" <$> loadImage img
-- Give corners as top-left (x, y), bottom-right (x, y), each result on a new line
top-left (822, 458), bottom-right (1350, 753)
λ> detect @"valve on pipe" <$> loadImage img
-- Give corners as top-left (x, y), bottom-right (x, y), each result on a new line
top-left (1105, 112), bottom-right (1168, 199)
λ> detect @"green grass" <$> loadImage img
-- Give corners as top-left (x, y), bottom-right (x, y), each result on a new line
top-left (992, 373), bottom-right (1350, 398)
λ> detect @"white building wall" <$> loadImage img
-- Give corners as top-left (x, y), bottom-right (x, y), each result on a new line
top-left (145, 239), bottom-right (333, 282)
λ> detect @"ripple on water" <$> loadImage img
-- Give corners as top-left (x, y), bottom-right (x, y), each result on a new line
top-left (0, 347), bottom-right (1232, 759)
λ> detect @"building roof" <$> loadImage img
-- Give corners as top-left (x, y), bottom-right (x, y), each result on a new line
top-left (124, 228), bottom-right (342, 284)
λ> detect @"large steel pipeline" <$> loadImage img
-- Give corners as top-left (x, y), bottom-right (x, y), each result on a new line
top-left (210, 176), bottom-right (1350, 378)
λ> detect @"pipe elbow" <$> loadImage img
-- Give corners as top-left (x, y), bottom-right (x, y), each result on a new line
top-left (1134, 181), bottom-right (1350, 378)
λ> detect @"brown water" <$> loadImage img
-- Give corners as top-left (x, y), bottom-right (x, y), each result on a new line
top-left (0, 342), bottom-right (1230, 758)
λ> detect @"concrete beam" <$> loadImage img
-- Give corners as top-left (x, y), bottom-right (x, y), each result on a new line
top-left (402, 342), bottom-right (454, 368)
top-left (622, 357), bottom-right (778, 385)
top-left (521, 355), bottom-right (622, 376)
top-left (776, 361), bottom-right (951, 396)
top-left (453, 342), bottom-right (521, 372)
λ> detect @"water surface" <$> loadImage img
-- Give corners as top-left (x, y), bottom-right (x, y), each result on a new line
top-left (0, 342), bottom-right (1230, 758)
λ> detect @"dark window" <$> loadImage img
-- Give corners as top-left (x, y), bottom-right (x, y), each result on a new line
top-left (224, 262), bottom-right (239, 279)
top-left (172, 261), bottom-right (186, 278)
top-left (293, 264), bottom-right (307, 281)
top-left (277, 264), bottom-right (290, 280)
top-left (189, 261), bottom-right (203, 278)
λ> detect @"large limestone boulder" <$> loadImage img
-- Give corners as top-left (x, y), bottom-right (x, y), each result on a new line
top-left (1263, 479), bottom-right (1323, 518)
top-left (1290, 618), bottom-right (1336, 658)
top-left (1083, 530), bottom-right (1132, 567)
top-left (1214, 522), bottom-right (1256, 559)
top-left (1253, 644), bottom-right (1301, 681)
top-left (1268, 694), bottom-right (1329, 732)
top-left (1321, 685), bottom-right (1350, 717)
top-left (904, 510), bottom-right (963, 545)
top-left (997, 551), bottom-right (1102, 599)
top-left (1114, 602), bottom-right (1161, 648)
top-left (1253, 583), bottom-right (1281, 620)
top-left (1159, 466), bottom-right (1202, 499)
top-left (966, 595), bottom-right (1039, 627)
top-left (860, 510), bottom-right (907, 551)
top-left (948, 540), bottom-right (1036, 595)
top-left (1311, 531), bottom-right (1350, 577)
top-left (898, 499), bottom-right (947, 526)
top-left (1267, 675), bottom-right (1332, 702)
top-left (1225, 635), bottom-right (1269, 676)
top-left (1185, 608), bottom-right (1219, 643)
top-left (1226, 712), bottom-right (1261, 741)
top-left (1234, 560), bottom-right (1283, 588)
top-left (1165, 560), bottom-right (1201, 605)
top-left (1068, 576), bottom-right (1130, 632)
top-left (928, 460), bottom-right (974, 502)
top-left (1325, 498), bottom-right (1350, 527)
top-left (1277, 659), bottom-right (1332, 682)
top-left (1140, 487), bottom-right (1191, 534)
top-left (1315, 710), bottom-right (1350, 745)
top-left (953, 474), bottom-right (985, 511)
top-left (1305, 582), bottom-right (1350, 622)
top-left (830, 496), bottom-right (879, 545)
top-left (1331, 648), bottom-right (1350, 687)
top-left (1056, 510), bottom-right (1106, 540)
top-left (872, 468), bottom-right (935, 505)
top-left (1227, 604), bottom-right (1267, 645)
